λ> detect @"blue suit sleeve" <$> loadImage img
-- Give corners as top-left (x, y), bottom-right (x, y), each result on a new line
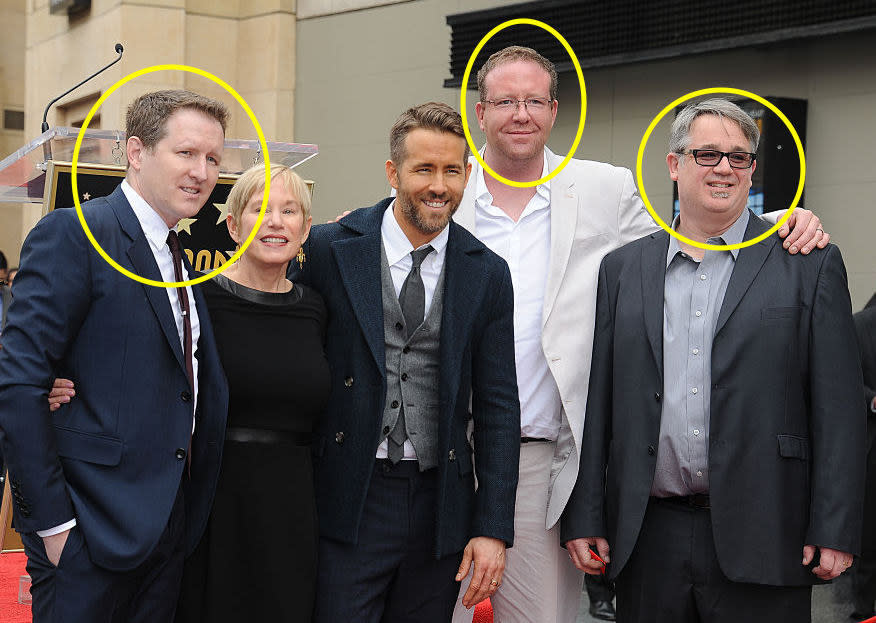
top-left (0, 209), bottom-right (93, 532)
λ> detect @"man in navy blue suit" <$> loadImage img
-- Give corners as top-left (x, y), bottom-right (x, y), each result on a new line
top-left (0, 90), bottom-right (229, 623)
top-left (293, 102), bottom-right (521, 621)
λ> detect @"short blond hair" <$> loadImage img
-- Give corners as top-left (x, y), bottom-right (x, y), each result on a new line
top-left (226, 163), bottom-right (312, 231)
top-left (477, 46), bottom-right (558, 102)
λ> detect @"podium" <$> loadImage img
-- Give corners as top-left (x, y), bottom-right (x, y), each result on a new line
top-left (0, 127), bottom-right (318, 551)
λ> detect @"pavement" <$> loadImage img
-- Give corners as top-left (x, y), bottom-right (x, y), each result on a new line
top-left (576, 571), bottom-right (867, 622)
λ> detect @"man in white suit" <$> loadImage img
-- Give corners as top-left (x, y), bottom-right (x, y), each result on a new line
top-left (451, 46), bottom-right (829, 623)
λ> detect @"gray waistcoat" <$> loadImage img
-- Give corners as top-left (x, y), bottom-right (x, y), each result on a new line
top-left (380, 244), bottom-right (445, 470)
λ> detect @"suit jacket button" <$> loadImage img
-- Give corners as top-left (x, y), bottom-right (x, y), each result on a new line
top-left (654, 392), bottom-right (661, 402)
top-left (175, 448), bottom-right (187, 460)
top-left (391, 400), bottom-right (399, 408)
top-left (335, 431), bottom-right (345, 444)
top-left (448, 449), bottom-right (456, 461)
top-left (648, 445), bottom-right (655, 456)
top-left (395, 322), bottom-right (403, 331)
top-left (402, 346), bottom-right (410, 354)
top-left (181, 390), bottom-right (192, 402)
top-left (401, 373), bottom-right (408, 381)
top-left (382, 426), bottom-right (390, 435)
top-left (344, 377), bottom-right (354, 387)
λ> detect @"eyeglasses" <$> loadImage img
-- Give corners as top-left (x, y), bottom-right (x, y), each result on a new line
top-left (482, 98), bottom-right (553, 112)
top-left (681, 149), bottom-right (756, 169)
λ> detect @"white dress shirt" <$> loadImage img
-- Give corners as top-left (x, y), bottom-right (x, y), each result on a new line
top-left (375, 200), bottom-right (449, 460)
top-left (39, 180), bottom-right (203, 537)
top-left (473, 152), bottom-right (563, 440)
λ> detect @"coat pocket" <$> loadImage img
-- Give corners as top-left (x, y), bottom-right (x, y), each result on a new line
top-left (777, 434), bottom-right (809, 460)
top-left (54, 426), bottom-right (123, 466)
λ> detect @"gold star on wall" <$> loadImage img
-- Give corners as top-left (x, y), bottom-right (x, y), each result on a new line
top-left (176, 218), bottom-right (197, 235)
top-left (213, 201), bottom-right (230, 225)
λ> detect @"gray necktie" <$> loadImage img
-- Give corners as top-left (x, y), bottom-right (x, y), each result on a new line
top-left (388, 245), bottom-right (434, 463)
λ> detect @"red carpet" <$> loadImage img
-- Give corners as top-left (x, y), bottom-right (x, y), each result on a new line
top-left (0, 552), bottom-right (31, 623)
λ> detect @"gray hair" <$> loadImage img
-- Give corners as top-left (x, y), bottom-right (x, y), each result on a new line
top-left (669, 98), bottom-right (760, 155)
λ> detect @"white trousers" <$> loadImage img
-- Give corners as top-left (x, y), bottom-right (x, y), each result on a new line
top-left (452, 441), bottom-right (584, 623)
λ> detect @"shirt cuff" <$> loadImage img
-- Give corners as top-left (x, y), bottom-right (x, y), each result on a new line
top-left (871, 397), bottom-right (876, 413)
top-left (36, 519), bottom-right (77, 537)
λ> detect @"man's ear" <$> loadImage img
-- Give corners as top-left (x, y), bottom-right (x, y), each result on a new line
top-left (667, 152), bottom-right (681, 182)
top-left (126, 136), bottom-right (146, 172)
top-left (475, 101), bottom-right (486, 132)
top-left (386, 159), bottom-right (399, 190)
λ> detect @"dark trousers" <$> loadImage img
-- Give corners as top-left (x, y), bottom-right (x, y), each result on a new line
top-left (22, 484), bottom-right (187, 623)
top-left (615, 498), bottom-right (811, 623)
top-left (851, 419), bottom-right (876, 617)
top-left (585, 571), bottom-right (615, 603)
top-left (315, 460), bottom-right (463, 623)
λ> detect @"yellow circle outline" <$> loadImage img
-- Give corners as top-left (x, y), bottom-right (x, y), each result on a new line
top-left (72, 64), bottom-right (271, 288)
top-left (635, 87), bottom-right (805, 251)
top-left (459, 18), bottom-right (587, 188)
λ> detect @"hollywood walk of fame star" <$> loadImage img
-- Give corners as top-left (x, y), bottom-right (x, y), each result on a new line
top-left (176, 218), bottom-right (197, 235)
top-left (213, 201), bottom-right (230, 225)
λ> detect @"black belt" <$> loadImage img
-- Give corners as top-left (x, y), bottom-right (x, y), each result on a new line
top-left (654, 494), bottom-right (711, 509)
top-left (520, 437), bottom-right (553, 444)
top-left (225, 427), bottom-right (312, 446)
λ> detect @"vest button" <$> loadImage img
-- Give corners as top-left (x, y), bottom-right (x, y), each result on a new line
top-left (647, 445), bottom-right (655, 456)
top-left (344, 377), bottom-right (354, 387)
top-left (654, 392), bottom-right (661, 402)
top-left (448, 449), bottom-right (456, 461)
top-left (395, 322), bottom-right (403, 331)
top-left (181, 390), bottom-right (192, 402)
top-left (403, 346), bottom-right (410, 354)
top-left (383, 426), bottom-right (390, 434)
top-left (401, 373), bottom-right (408, 381)
top-left (335, 431), bottom-right (345, 444)
top-left (391, 400), bottom-right (399, 408)
top-left (175, 448), bottom-right (187, 460)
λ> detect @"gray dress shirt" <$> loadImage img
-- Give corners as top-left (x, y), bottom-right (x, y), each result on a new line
top-left (650, 209), bottom-right (749, 497)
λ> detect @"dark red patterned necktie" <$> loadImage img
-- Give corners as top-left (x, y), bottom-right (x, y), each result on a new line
top-left (166, 230), bottom-right (194, 471)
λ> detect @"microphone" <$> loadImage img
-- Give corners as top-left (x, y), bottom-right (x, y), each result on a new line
top-left (41, 43), bottom-right (125, 133)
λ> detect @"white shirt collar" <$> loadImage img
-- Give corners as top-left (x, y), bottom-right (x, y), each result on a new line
top-left (120, 179), bottom-right (174, 253)
top-left (381, 199), bottom-right (449, 266)
top-left (474, 148), bottom-right (551, 212)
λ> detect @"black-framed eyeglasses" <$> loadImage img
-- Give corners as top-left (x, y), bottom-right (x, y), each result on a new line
top-left (482, 98), bottom-right (553, 112)
top-left (681, 149), bottom-right (756, 169)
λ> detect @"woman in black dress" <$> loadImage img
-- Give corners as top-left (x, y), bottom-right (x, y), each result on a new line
top-left (175, 163), bottom-right (330, 622)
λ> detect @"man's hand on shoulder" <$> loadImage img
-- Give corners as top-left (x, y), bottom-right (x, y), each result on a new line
top-left (803, 544), bottom-right (854, 580)
top-left (777, 208), bottom-right (830, 255)
top-left (455, 536), bottom-right (506, 609)
top-left (567, 536), bottom-right (610, 575)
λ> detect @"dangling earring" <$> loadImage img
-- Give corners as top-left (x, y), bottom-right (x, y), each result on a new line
top-left (296, 246), bottom-right (306, 269)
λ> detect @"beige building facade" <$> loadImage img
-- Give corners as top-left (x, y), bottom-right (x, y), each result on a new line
top-left (1, 0), bottom-right (874, 308)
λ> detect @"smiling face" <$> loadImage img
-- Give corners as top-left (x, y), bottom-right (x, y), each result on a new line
top-left (475, 59), bottom-right (558, 166)
top-left (668, 114), bottom-right (756, 223)
top-left (228, 180), bottom-right (312, 269)
top-left (126, 108), bottom-right (225, 228)
top-left (386, 128), bottom-right (471, 248)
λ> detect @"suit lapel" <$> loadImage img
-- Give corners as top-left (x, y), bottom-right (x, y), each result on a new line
top-left (111, 188), bottom-right (186, 370)
top-left (543, 150), bottom-right (578, 327)
top-left (440, 224), bottom-right (485, 402)
top-left (332, 208), bottom-right (386, 375)
top-left (642, 232), bottom-right (669, 375)
top-left (715, 215), bottom-right (776, 337)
